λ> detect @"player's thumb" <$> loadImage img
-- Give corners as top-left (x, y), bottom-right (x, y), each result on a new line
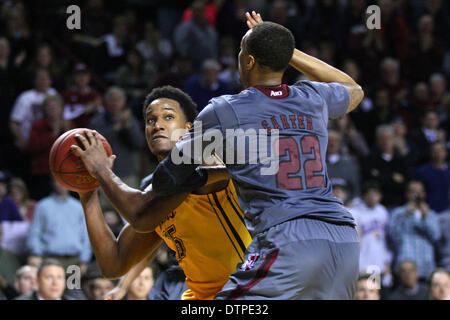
top-left (109, 155), bottom-right (117, 168)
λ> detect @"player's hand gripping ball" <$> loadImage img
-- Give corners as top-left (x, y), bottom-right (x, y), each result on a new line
top-left (49, 128), bottom-right (113, 193)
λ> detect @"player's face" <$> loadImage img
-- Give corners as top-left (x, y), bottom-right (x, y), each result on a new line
top-left (145, 98), bottom-right (191, 160)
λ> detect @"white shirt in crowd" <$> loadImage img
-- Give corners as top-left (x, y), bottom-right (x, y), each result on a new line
top-left (9, 88), bottom-right (57, 144)
top-left (349, 200), bottom-right (393, 275)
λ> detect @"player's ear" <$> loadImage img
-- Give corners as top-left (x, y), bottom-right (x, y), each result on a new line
top-left (247, 55), bottom-right (256, 70)
top-left (185, 122), bottom-right (192, 130)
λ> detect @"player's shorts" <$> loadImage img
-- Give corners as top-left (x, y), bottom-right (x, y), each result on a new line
top-left (215, 217), bottom-right (360, 300)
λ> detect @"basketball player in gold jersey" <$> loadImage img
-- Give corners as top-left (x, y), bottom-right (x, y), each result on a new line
top-left (77, 86), bottom-right (252, 300)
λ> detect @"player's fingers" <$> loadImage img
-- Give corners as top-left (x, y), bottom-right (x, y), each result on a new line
top-left (256, 13), bottom-right (263, 23)
top-left (84, 130), bottom-right (96, 146)
top-left (109, 155), bottom-right (116, 168)
top-left (91, 130), bottom-right (101, 146)
top-left (245, 11), bottom-right (256, 27)
top-left (70, 144), bottom-right (84, 157)
top-left (75, 134), bottom-right (90, 150)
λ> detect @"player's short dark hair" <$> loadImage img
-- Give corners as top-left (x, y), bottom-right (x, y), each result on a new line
top-left (245, 21), bottom-right (295, 72)
top-left (142, 86), bottom-right (198, 123)
top-left (37, 258), bottom-right (65, 277)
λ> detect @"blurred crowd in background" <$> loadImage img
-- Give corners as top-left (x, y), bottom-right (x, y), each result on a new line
top-left (0, 0), bottom-right (448, 300)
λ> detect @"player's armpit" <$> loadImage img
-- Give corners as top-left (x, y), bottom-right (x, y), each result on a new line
top-left (340, 82), bottom-right (364, 114)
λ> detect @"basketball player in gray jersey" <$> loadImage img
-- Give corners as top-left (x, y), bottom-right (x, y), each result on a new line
top-left (73, 12), bottom-right (364, 299)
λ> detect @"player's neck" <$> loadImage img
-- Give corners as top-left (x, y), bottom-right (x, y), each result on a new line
top-left (247, 72), bottom-right (283, 88)
top-left (157, 153), bottom-right (169, 163)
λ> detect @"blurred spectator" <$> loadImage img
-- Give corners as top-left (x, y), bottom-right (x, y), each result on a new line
top-left (94, 15), bottom-right (130, 83)
top-left (405, 14), bottom-right (444, 82)
top-left (181, 0), bottom-right (221, 28)
top-left (135, 22), bottom-right (173, 72)
top-left (0, 37), bottom-right (22, 161)
top-left (388, 260), bottom-right (429, 300)
top-left (357, 89), bottom-right (395, 146)
top-left (355, 273), bottom-right (381, 300)
top-left (126, 266), bottom-right (154, 300)
top-left (414, 142), bottom-right (449, 213)
top-left (437, 208), bottom-right (450, 270)
top-left (148, 264), bottom-right (188, 300)
top-left (0, 265), bottom-right (37, 300)
top-left (27, 94), bottom-right (69, 200)
top-left (429, 73), bottom-right (449, 117)
top-left (328, 115), bottom-right (370, 160)
top-left (26, 179), bottom-right (92, 273)
top-left (103, 209), bottom-right (124, 237)
top-left (2, 5), bottom-right (30, 58)
top-left (152, 54), bottom-right (193, 90)
top-left (409, 109), bottom-right (446, 166)
top-left (85, 274), bottom-right (114, 300)
top-left (184, 59), bottom-right (232, 111)
top-left (326, 129), bottom-right (361, 198)
top-left (115, 49), bottom-right (157, 106)
top-left (218, 37), bottom-right (241, 93)
top-left (428, 268), bottom-right (450, 300)
top-left (350, 181), bottom-right (393, 284)
top-left (0, 171), bottom-right (22, 223)
top-left (378, 57), bottom-right (409, 108)
top-left (0, 224), bottom-right (22, 299)
top-left (391, 118), bottom-right (414, 159)
top-left (363, 125), bottom-right (409, 208)
top-left (9, 178), bottom-right (36, 222)
top-left (15, 259), bottom-right (75, 300)
top-left (215, 0), bottom-right (249, 46)
top-left (26, 44), bottom-right (65, 91)
top-left (89, 86), bottom-right (145, 188)
top-left (331, 180), bottom-right (351, 207)
top-left (9, 68), bottom-right (57, 151)
top-left (62, 63), bottom-right (102, 129)
top-left (389, 180), bottom-right (441, 280)
top-left (174, 0), bottom-right (218, 70)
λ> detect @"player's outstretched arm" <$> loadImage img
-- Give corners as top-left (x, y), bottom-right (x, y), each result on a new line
top-left (78, 190), bottom-right (162, 278)
top-left (104, 251), bottom-right (157, 300)
top-left (72, 130), bottom-right (189, 232)
top-left (245, 11), bottom-right (364, 114)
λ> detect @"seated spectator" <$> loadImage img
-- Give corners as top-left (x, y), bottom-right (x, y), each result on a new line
top-left (62, 63), bottom-right (102, 129)
top-left (326, 129), bottom-right (361, 198)
top-left (409, 108), bottom-right (446, 166)
top-left (9, 178), bottom-right (36, 222)
top-left (115, 49), bottom-right (157, 107)
top-left (428, 269), bottom-right (450, 300)
top-left (0, 224), bottom-right (22, 299)
top-left (389, 180), bottom-right (441, 280)
top-left (391, 118), bottom-right (414, 159)
top-left (429, 73), bottom-right (448, 117)
top-left (126, 266), bottom-right (155, 300)
top-left (173, 0), bottom-right (218, 70)
top-left (388, 260), bottom-right (429, 300)
top-left (184, 59), bottom-right (232, 112)
top-left (414, 142), bottom-right (449, 213)
top-left (378, 57), bottom-right (409, 108)
top-left (362, 125), bottom-right (409, 209)
top-left (218, 37), bottom-right (241, 93)
top-left (15, 259), bottom-right (76, 300)
top-left (331, 180), bottom-right (352, 208)
top-left (0, 171), bottom-right (22, 222)
top-left (0, 265), bottom-right (37, 300)
top-left (437, 208), bottom-right (450, 270)
top-left (26, 179), bottom-right (92, 273)
top-left (9, 69), bottom-right (57, 152)
top-left (89, 87), bottom-right (145, 189)
top-left (27, 94), bottom-right (69, 200)
top-left (350, 181), bottom-right (392, 283)
top-left (355, 273), bottom-right (381, 300)
top-left (84, 273), bottom-right (114, 300)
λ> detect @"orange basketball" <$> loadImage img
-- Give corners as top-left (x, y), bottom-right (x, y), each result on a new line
top-left (49, 128), bottom-right (113, 193)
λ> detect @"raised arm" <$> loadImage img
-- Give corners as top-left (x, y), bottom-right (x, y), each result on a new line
top-left (246, 11), bottom-right (364, 113)
top-left (78, 190), bottom-right (162, 278)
